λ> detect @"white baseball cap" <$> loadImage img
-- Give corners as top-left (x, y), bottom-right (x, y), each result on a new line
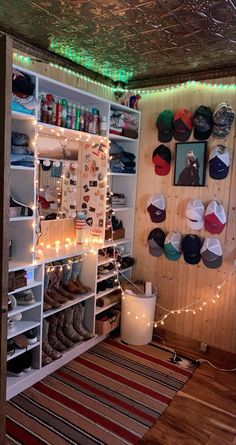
top-left (185, 199), bottom-right (205, 230)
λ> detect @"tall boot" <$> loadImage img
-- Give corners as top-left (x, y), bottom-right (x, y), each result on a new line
top-left (48, 286), bottom-right (68, 303)
top-left (48, 315), bottom-right (67, 352)
top-left (71, 257), bottom-right (91, 292)
top-left (42, 351), bottom-right (53, 366)
top-left (56, 286), bottom-right (77, 300)
top-left (56, 312), bottom-right (74, 348)
top-left (53, 260), bottom-right (76, 300)
top-left (42, 319), bottom-right (62, 361)
top-left (73, 303), bottom-right (94, 340)
top-left (44, 291), bottom-right (61, 309)
top-left (63, 307), bottom-right (84, 342)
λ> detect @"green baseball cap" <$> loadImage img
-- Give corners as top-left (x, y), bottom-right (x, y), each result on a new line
top-left (164, 231), bottom-right (182, 261)
top-left (156, 110), bottom-right (174, 143)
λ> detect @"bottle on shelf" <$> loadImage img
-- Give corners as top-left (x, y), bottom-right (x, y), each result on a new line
top-left (61, 98), bottom-right (68, 128)
top-left (100, 116), bottom-right (107, 136)
top-left (56, 98), bottom-right (62, 127)
top-left (66, 101), bottom-right (72, 129)
top-left (46, 94), bottom-right (53, 124)
top-left (71, 103), bottom-right (76, 130)
top-left (40, 94), bottom-right (48, 123)
top-left (51, 96), bottom-right (57, 125)
top-left (80, 106), bottom-right (85, 131)
top-left (75, 105), bottom-right (81, 131)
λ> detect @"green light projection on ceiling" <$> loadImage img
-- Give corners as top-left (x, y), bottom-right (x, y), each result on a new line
top-left (50, 39), bottom-right (135, 83)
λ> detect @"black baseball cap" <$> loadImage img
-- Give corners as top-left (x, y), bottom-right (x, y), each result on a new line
top-left (182, 234), bottom-right (201, 265)
top-left (156, 110), bottom-right (174, 143)
top-left (194, 106), bottom-right (213, 140)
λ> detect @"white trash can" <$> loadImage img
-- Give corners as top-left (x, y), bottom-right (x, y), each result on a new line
top-left (120, 289), bottom-right (157, 345)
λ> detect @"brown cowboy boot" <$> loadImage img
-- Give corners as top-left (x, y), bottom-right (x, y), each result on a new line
top-left (44, 291), bottom-right (61, 309)
top-left (42, 319), bottom-right (62, 361)
top-left (73, 277), bottom-right (92, 293)
top-left (63, 279), bottom-right (85, 295)
top-left (73, 303), bottom-right (94, 340)
top-left (48, 287), bottom-right (68, 303)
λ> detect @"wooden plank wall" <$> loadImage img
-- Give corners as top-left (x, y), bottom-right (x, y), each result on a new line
top-left (133, 77), bottom-right (236, 354)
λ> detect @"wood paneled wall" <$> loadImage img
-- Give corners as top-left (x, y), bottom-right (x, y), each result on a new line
top-left (133, 78), bottom-right (236, 354)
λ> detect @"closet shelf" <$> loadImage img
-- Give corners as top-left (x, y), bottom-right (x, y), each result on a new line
top-left (43, 291), bottom-right (95, 318)
top-left (37, 121), bottom-right (108, 141)
top-left (96, 286), bottom-right (120, 299)
top-left (11, 111), bottom-right (36, 121)
top-left (109, 133), bottom-right (139, 142)
top-left (96, 301), bottom-right (120, 315)
top-left (7, 321), bottom-right (41, 340)
top-left (9, 281), bottom-right (42, 295)
top-left (7, 341), bottom-right (40, 362)
top-left (8, 302), bottom-right (41, 318)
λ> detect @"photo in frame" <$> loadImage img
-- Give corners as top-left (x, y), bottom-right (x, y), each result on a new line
top-left (174, 141), bottom-right (207, 186)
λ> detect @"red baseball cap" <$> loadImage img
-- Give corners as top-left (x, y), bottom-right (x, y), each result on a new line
top-left (152, 145), bottom-right (171, 176)
top-left (174, 108), bottom-right (193, 141)
top-left (204, 200), bottom-right (226, 234)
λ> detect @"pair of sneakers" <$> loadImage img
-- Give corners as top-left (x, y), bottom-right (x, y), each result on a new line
top-left (7, 351), bottom-right (32, 376)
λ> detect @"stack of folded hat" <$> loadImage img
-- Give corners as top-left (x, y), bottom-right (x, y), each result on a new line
top-left (110, 141), bottom-right (136, 174)
top-left (11, 131), bottom-right (35, 167)
top-left (12, 68), bottom-right (36, 115)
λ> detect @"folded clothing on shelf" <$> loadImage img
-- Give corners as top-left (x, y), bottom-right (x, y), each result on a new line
top-left (110, 141), bottom-right (136, 174)
top-left (96, 290), bottom-right (121, 307)
top-left (11, 131), bottom-right (35, 167)
top-left (109, 109), bottom-right (138, 139)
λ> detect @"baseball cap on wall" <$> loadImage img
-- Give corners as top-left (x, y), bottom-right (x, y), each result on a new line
top-left (205, 200), bottom-right (227, 234)
top-left (147, 228), bottom-right (165, 257)
top-left (152, 145), bottom-right (171, 176)
top-left (156, 110), bottom-right (174, 143)
top-left (209, 145), bottom-right (230, 180)
top-left (185, 199), bottom-right (205, 230)
top-left (147, 193), bottom-right (166, 223)
top-left (193, 106), bottom-right (213, 140)
top-left (173, 108), bottom-right (194, 141)
top-left (212, 102), bottom-right (235, 139)
top-left (201, 238), bottom-right (223, 269)
top-left (164, 231), bottom-right (182, 261)
top-left (182, 234), bottom-right (201, 265)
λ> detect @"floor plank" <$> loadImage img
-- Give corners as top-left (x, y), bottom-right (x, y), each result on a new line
top-left (140, 342), bottom-right (236, 445)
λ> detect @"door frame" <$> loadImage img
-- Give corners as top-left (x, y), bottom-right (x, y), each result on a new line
top-left (0, 34), bottom-right (12, 444)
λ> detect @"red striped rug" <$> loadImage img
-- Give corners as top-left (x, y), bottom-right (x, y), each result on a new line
top-left (6, 338), bottom-right (195, 445)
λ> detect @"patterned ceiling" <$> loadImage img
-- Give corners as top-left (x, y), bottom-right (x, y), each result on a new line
top-left (0, 0), bottom-right (236, 85)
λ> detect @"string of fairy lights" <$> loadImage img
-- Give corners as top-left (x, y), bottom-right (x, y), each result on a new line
top-left (13, 51), bottom-right (236, 95)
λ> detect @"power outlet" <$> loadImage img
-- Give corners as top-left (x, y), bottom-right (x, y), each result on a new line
top-left (200, 342), bottom-right (208, 352)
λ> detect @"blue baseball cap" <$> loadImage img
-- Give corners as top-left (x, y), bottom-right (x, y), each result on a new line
top-left (209, 145), bottom-right (230, 180)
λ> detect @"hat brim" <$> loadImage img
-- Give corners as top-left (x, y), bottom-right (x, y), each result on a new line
top-left (212, 126), bottom-right (229, 138)
top-left (209, 165), bottom-right (229, 180)
top-left (164, 251), bottom-right (181, 261)
top-left (204, 220), bottom-right (225, 234)
top-left (149, 211), bottom-right (166, 223)
top-left (186, 219), bottom-right (204, 230)
top-left (202, 255), bottom-right (222, 269)
top-left (154, 164), bottom-right (171, 176)
top-left (149, 247), bottom-right (164, 257)
top-left (158, 131), bottom-right (173, 143)
top-left (183, 252), bottom-right (201, 264)
top-left (194, 128), bottom-right (212, 140)
top-left (174, 129), bottom-right (192, 142)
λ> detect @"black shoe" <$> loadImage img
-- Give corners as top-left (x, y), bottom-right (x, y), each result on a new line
top-left (7, 339), bottom-right (16, 357)
top-left (25, 329), bottom-right (37, 345)
top-left (7, 356), bottom-right (24, 376)
top-left (21, 351), bottom-right (32, 372)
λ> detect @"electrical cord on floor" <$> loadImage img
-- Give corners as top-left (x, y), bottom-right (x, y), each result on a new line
top-left (195, 359), bottom-right (236, 372)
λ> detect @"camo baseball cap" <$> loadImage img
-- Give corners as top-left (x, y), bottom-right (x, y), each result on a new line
top-left (212, 102), bottom-right (234, 139)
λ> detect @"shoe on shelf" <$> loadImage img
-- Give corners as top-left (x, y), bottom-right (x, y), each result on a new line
top-left (73, 303), bottom-right (94, 340)
top-left (15, 289), bottom-right (36, 306)
top-left (44, 292), bottom-right (61, 310)
top-left (42, 352), bottom-right (53, 366)
top-left (7, 357), bottom-right (24, 377)
top-left (13, 334), bottom-right (28, 349)
top-left (63, 280), bottom-right (85, 295)
top-left (98, 266), bottom-right (110, 275)
top-left (73, 277), bottom-right (92, 293)
top-left (56, 312), bottom-right (74, 348)
top-left (56, 286), bottom-right (76, 301)
top-left (42, 319), bottom-right (62, 361)
top-left (21, 351), bottom-right (32, 372)
top-left (25, 329), bottom-right (38, 345)
top-left (7, 319), bottom-right (16, 335)
top-left (7, 339), bottom-right (16, 356)
top-left (48, 315), bottom-right (67, 352)
top-left (43, 301), bottom-right (52, 311)
top-left (48, 287), bottom-right (68, 303)
top-left (63, 307), bottom-right (84, 342)
top-left (10, 196), bottom-right (33, 217)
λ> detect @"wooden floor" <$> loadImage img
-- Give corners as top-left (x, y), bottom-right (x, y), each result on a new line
top-left (140, 342), bottom-right (236, 445)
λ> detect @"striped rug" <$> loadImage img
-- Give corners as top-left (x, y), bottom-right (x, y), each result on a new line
top-left (6, 337), bottom-right (195, 445)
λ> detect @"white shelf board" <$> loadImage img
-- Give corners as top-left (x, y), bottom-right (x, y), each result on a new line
top-left (109, 101), bottom-right (141, 114)
top-left (96, 286), bottom-right (120, 299)
top-left (109, 133), bottom-right (139, 142)
top-left (98, 256), bottom-right (116, 266)
top-left (40, 244), bottom-right (91, 263)
top-left (8, 302), bottom-right (41, 318)
top-left (108, 172), bottom-right (136, 177)
top-left (112, 206), bottom-right (133, 212)
top-left (9, 261), bottom-right (35, 272)
top-left (103, 238), bottom-right (131, 248)
top-left (7, 320), bottom-right (41, 340)
top-left (11, 165), bottom-right (34, 171)
top-left (11, 111), bottom-right (36, 121)
top-left (97, 270), bottom-right (118, 282)
top-left (96, 301), bottom-right (121, 315)
top-left (43, 291), bottom-right (95, 318)
top-left (9, 281), bottom-right (42, 295)
top-left (7, 341), bottom-right (40, 362)
top-left (37, 121), bottom-right (108, 141)
top-left (7, 368), bottom-right (40, 400)
top-left (10, 216), bottom-right (34, 222)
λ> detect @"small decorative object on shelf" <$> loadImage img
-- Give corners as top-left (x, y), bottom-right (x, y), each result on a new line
top-left (75, 212), bottom-right (87, 245)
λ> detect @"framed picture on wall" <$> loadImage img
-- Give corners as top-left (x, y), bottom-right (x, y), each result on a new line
top-left (174, 141), bottom-right (207, 186)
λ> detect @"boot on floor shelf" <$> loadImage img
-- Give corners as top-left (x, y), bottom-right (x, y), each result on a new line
top-left (42, 319), bottom-right (62, 364)
top-left (48, 315), bottom-right (67, 352)
top-left (63, 307), bottom-right (84, 342)
top-left (73, 303), bottom-right (94, 340)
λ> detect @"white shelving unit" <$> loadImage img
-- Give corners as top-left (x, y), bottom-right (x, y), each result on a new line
top-left (7, 63), bottom-right (140, 400)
